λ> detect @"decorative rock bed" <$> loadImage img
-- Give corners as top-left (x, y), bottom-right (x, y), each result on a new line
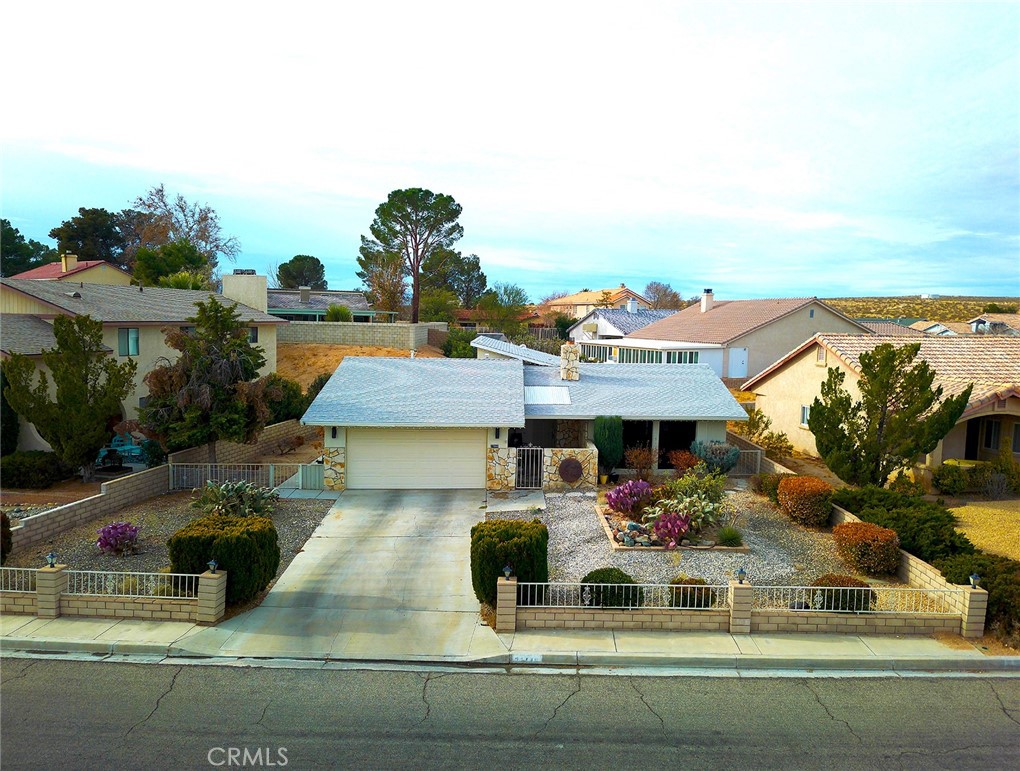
top-left (597, 504), bottom-right (751, 553)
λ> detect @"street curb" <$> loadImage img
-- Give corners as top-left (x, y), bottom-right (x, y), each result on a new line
top-left (3, 638), bottom-right (1019, 674)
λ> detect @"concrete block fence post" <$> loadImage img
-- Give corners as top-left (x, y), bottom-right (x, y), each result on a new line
top-left (960, 586), bottom-right (988, 639)
top-left (496, 577), bottom-right (518, 633)
top-left (197, 570), bottom-right (228, 625)
top-left (729, 580), bottom-right (753, 635)
top-left (36, 565), bottom-right (67, 619)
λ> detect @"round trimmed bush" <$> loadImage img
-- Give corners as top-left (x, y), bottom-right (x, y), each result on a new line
top-left (580, 567), bottom-right (643, 608)
top-left (932, 464), bottom-right (968, 496)
top-left (756, 472), bottom-right (794, 504)
top-left (470, 519), bottom-right (549, 606)
top-left (833, 521), bottom-right (901, 576)
top-left (810, 573), bottom-right (875, 612)
top-left (669, 575), bottom-right (716, 608)
top-left (777, 476), bottom-right (834, 526)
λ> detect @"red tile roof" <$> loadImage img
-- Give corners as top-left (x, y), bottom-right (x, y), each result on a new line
top-left (10, 260), bottom-right (125, 279)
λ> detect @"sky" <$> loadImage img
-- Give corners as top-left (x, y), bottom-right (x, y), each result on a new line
top-left (2, 1), bottom-right (1018, 302)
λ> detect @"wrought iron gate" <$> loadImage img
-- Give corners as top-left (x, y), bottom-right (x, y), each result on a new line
top-left (515, 447), bottom-right (543, 489)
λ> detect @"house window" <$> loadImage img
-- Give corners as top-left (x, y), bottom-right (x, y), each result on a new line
top-left (118, 328), bottom-right (139, 356)
top-left (800, 405), bottom-right (811, 427)
top-left (1013, 424), bottom-right (1020, 454)
top-left (665, 351), bottom-right (700, 364)
top-left (809, 309), bottom-right (815, 318)
top-left (581, 344), bottom-right (609, 362)
top-left (815, 347), bottom-right (826, 364)
top-left (248, 327), bottom-right (259, 343)
top-left (138, 396), bottom-right (149, 408)
top-left (984, 419), bottom-right (1001, 450)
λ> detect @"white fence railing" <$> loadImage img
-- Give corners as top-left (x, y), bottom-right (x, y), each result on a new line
top-left (0, 567), bottom-right (38, 593)
top-left (64, 570), bottom-right (199, 599)
top-left (752, 585), bottom-right (962, 615)
top-left (516, 582), bottom-right (730, 610)
top-left (169, 463), bottom-right (322, 491)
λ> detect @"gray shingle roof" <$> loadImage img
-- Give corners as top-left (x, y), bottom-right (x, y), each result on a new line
top-left (523, 364), bottom-right (748, 420)
top-left (267, 289), bottom-right (371, 312)
top-left (302, 357), bottom-right (526, 427)
top-left (1, 279), bottom-right (281, 324)
top-left (470, 336), bottom-right (560, 366)
top-left (0, 315), bottom-right (114, 356)
top-left (570, 308), bottom-right (678, 336)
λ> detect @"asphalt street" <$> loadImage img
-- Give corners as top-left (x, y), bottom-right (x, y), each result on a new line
top-left (1, 658), bottom-right (1018, 770)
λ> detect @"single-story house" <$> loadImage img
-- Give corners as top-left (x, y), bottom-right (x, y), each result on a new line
top-left (0, 278), bottom-right (283, 452)
top-left (265, 286), bottom-right (398, 323)
top-left (470, 336), bottom-right (560, 365)
top-left (302, 345), bottom-right (748, 491)
top-left (10, 254), bottom-right (132, 285)
top-left (742, 334), bottom-right (1020, 470)
top-left (544, 284), bottom-right (652, 319)
top-left (968, 313), bottom-right (1020, 336)
top-left (909, 320), bottom-right (973, 336)
top-left (574, 290), bottom-right (871, 381)
top-left (567, 304), bottom-right (678, 353)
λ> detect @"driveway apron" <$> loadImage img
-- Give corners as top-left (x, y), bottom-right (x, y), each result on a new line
top-left (175, 490), bottom-right (508, 661)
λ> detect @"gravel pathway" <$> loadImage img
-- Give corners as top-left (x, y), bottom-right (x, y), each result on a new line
top-left (487, 490), bottom-right (845, 586)
top-left (4, 492), bottom-right (335, 583)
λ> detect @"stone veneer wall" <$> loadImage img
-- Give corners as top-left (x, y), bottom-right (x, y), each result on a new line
top-left (486, 448), bottom-right (517, 492)
top-left (542, 444), bottom-right (598, 492)
top-left (555, 419), bottom-right (587, 448)
top-left (277, 321), bottom-right (448, 349)
top-left (167, 420), bottom-right (321, 465)
top-left (324, 447), bottom-right (346, 491)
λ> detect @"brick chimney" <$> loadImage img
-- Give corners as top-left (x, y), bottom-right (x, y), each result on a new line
top-left (560, 343), bottom-right (580, 381)
top-left (299, 286), bottom-right (311, 304)
top-left (61, 254), bottom-right (78, 273)
top-left (700, 288), bottom-right (714, 313)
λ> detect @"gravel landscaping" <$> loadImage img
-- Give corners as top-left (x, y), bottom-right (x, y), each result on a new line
top-left (4, 492), bottom-right (335, 583)
top-left (487, 489), bottom-right (846, 586)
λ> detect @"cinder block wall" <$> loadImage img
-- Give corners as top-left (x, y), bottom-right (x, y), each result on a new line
top-left (10, 465), bottom-right (171, 551)
top-left (167, 420), bottom-right (321, 465)
top-left (277, 321), bottom-right (448, 349)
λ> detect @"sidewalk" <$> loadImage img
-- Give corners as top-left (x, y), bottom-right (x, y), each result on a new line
top-left (3, 612), bottom-right (1018, 673)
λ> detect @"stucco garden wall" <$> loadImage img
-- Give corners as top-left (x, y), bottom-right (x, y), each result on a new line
top-left (277, 321), bottom-right (447, 350)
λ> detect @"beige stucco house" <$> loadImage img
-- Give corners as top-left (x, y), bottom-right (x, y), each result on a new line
top-left (742, 334), bottom-right (1020, 470)
top-left (1, 279), bottom-right (284, 452)
top-left (9, 254), bottom-right (133, 285)
top-left (545, 284), bottom-right (652, 319)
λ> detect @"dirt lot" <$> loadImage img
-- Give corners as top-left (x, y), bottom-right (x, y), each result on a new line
top-left (1, 477), bottom-right (103, 509)
top-left (276, 343), bottom-right (445, 388)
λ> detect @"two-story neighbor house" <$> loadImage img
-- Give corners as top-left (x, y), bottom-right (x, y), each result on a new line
top-left (0, 278), bottom-right (283, 452)
top-left (544, 284), bottom-right (652, 319)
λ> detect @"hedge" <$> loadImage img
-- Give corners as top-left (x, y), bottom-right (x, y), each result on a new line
top-left (168, 515), bottom-right (280, 604)
top-left (1, 512), bottom-right (11, 564)
top-left (777, 476), bottom-right (833, 526)
top-left (936, 553), bottom-right (1020, 640)
top-left (470, 519), bottom-right (548, 606)
top-left (0, 451), bottom-right (72, 489)
top-left (752, 472), bottom-right (796, 504)
top-left (580, 567), bottom-right (643, 608)
top-left (811, 573), bottom-right (875, 612)
top-left (832, 521), bottom-right (901, 576)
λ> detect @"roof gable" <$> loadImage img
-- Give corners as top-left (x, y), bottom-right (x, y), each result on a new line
top-left (470, 336), bottom-right (560, 366)
top-left (550, 286), bottom-right (649, 307)
top-left (9, 260), bottom-right (128, 280)
top-left (568, 308), bottom-right (679, 336)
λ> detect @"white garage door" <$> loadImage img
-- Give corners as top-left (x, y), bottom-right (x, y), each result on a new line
top-left (346, 428), bottom-right (486, 489)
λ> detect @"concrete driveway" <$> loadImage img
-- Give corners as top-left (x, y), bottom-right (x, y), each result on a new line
top-left (175, 490), bottom-right (508, 661)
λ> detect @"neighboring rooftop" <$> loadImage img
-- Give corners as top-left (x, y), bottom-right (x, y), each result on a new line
top-left (470, 336), bottom-right (560, 366)
top-left (9, 258), bottom-right (129, 280)
top-left (968, 313), bottom-right (1020, 334)
top-left (858, 321), bottom-right (928, 337)
top-left (302, 357), bottom-right (526, 427)
top-left (548, 285), bottom-right (649, 307)
top-left (0, 315), bottom-right (112, 356)
top-left (267, 289), bottom-right (371, 312)
top-left (568, 308), bottom-right (678, 336)
top-left (631, 296), bottom-right (869, 344)
top-left (1, 279), bottom-right (282, 324)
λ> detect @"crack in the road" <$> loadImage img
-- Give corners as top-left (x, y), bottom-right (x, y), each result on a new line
top-left (629, 679), bottom-right (665, 730)
top-left (415, 672), bottom-right (446, 727)
top-left (126, 665), bottom-right (182, 736)
top-left (804, 681), bottom-right (863, 745)
top-left (536, 671), bottom-right (581, 737)
top-left (255, 701), bottom-right (271, 728)
top-left (0, 659), bottom-right (37, 685)
top-left (988, 681), bottom-right (1020, 728)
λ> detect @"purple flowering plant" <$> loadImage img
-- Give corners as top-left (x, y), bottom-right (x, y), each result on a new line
top-left (605, 480), bottom-right (653, 514)
top-left (97, 521), bottom-right (139, 556)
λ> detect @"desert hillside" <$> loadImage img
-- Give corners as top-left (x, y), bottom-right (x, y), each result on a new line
top-left (276, 343), bottom-right (445, 389)
top-left (825, 296), bottom-right (1017, 322)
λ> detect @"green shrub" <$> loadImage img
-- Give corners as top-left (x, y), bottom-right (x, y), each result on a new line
top-left (324, 304), bottom-right (353, 322)
top-left (932, 464), bottom-right (968, 496)
top-left (580, 567), bottom-right (643, 608)
top-left (192, 480), bottom-right (279, 518)
top-left (265, 373), bottom-right (308, 423)
top-left (987, 455), bottom-right (1020, 496)
top-left (810, 573), bottom-right (875, 612)
top-left (168, 515), bottom-right (280, 604)
top-left (716, 526), bottom-right (743, 547)
top-left (777, 476), bottom-right (834, 526)
top-left (669, 575), bottom-right (716, 608)
top-left (756, 472), bottom-right (794, 504)
top-left (833, 485), bottom-right (975, 564)
top-left (594, 416), bottom-right (624, 473)
top-left (654, 467), bottom-right (726, 505)
top-left (0, 451), bottom-right (72, 489)
top-left (141, 439), bottom-right (167, 469)
top-left (469, 519), bottom-right (549, 606)
top-left (935, 553), bottom-right (1020, 641)
top-left (441, 329), bottom-right (476, 358)
top-left (690, 440), bottom-right (740, 474)
top-left (1, 512), bottom-right (12, 564)
top-left (832, 521), bottom-right (901, 576)
top-left (888, 471), bottom-right (928, 497)
top-left (305, 373), bottom-right (332, 403)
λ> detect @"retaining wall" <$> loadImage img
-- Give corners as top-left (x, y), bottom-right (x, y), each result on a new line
top-left (517, 607), bottom-right (729, 631)
top-left (167, 420), bottom-right (321, 465)
top-left (749, 610), bottom-right (960, 635)
top-left (1, 592), bottom-right (37, 615)
top-left (10, 465), bottom-right (170, 551)
top-left (60, 595), bottom-right (197, 621)
top-left (277, 320), bottom-right (448, 349)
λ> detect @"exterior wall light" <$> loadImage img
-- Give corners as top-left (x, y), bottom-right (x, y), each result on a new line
top-left (503, 564), bottom-right (513, 580)
top-left (208, 559), bottom-right (219, 574)
top-left (46, 552), bottom-right (57, 568)
top-left (736, 567), bottom-right (747, 584)
top-left (969, 573), bottom-right (980, 588)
